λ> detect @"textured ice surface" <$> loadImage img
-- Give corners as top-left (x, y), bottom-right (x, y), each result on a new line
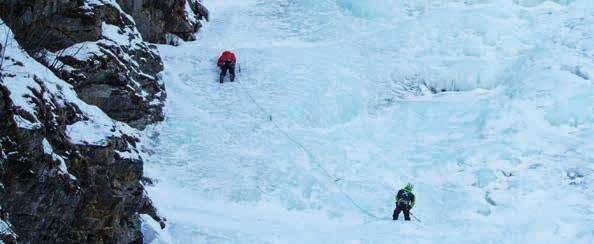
top-left (143, 0), bottom-right (594, 243)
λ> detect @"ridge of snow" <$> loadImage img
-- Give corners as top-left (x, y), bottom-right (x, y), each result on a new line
top-left (82, 0), bottom-right (124, 12)
top-left (42, 138), bottom-right (77, 180)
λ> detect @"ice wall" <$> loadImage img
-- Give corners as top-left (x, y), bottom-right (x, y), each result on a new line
top-left (143, 0), bottom-right (594, 242)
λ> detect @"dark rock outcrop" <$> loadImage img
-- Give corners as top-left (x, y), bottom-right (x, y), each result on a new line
top-left (0, 0), bottom-right (167, 129)
top-left (0, 0), bottom-right (209, 241)
top-left (0, 12), bottom-right (164, 244)
top-left (117, 0), bottom-right (209, 45)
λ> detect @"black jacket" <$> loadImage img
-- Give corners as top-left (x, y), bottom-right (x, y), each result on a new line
top-left (396, 189), bottom-right (416, 208)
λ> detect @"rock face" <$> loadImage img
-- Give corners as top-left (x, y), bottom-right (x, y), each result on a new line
top-left (0, 22), bottom-right (164, 243)
top-left (0, 0), bottom-right (167, 129)
top-left (0, 0), bottom-right (209, 241)
top-left (0, 207), bottom-right (18, 243)
top-left (117, 0), bottom-right (209, 45)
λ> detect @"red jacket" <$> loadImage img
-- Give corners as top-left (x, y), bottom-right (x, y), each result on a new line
top-left (217, 51), bottom-right (236, 66)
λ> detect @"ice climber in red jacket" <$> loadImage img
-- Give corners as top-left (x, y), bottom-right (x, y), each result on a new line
top-left (217, 51), bottom-right (237, 83)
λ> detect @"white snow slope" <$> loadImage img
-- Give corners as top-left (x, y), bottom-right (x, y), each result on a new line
top-left (142, 0), bottom-right (594, 243)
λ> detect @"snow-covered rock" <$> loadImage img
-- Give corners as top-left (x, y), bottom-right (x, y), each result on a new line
top-left (0, 0), bottom-right (167, 129)
top-left (0, 20), bottom-right (163, 243)
top-left (0, 211), bottom-right (17, 244)
top-left (117, 0), bottom-right (209, 45)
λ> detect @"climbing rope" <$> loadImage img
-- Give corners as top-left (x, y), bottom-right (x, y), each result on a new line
top-left (236, 78), bottom-right (385, 221)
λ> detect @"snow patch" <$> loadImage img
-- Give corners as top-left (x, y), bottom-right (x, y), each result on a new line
top-left (116, 149), bottom-right (141, 161)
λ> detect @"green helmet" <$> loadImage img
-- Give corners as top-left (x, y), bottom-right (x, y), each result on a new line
top-left (404, 183), bottom-right (414, 192)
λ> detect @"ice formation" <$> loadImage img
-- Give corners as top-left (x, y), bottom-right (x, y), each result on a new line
top-left (143, 0), bottom-right (594, 242)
